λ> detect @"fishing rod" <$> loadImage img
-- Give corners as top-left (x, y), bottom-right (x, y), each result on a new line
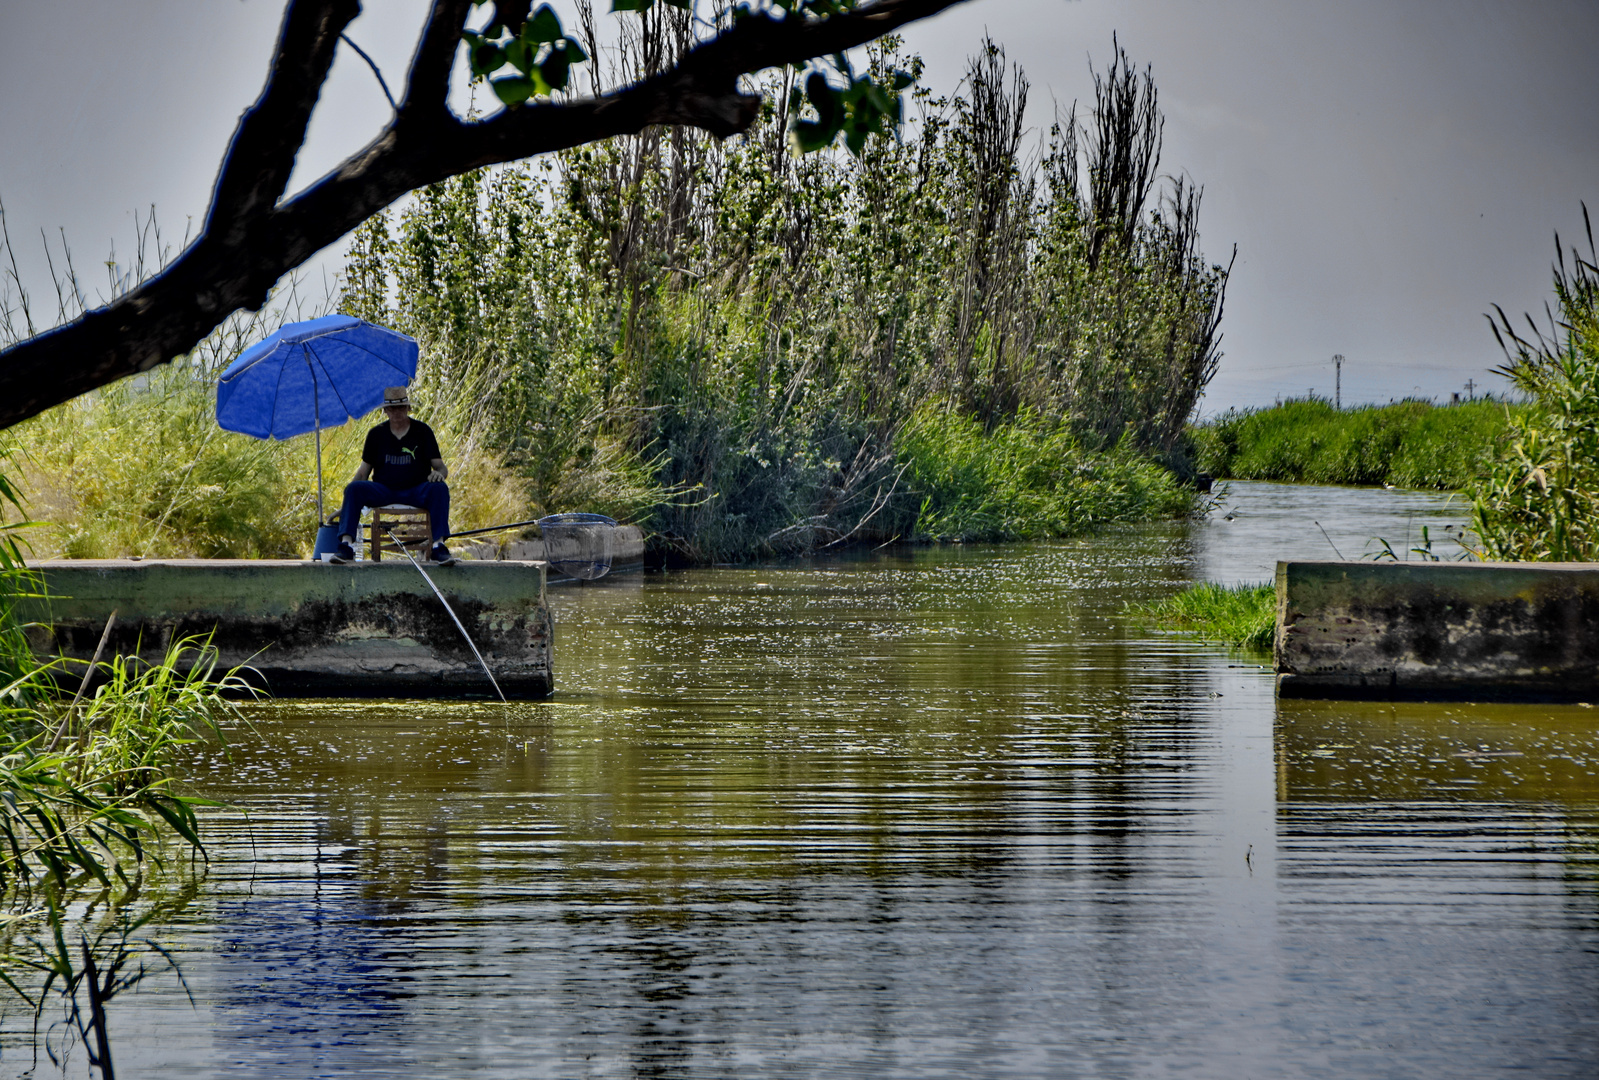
top-left (386, 528), bottom-right (507, 703)
top-left (446, 518), bottom-right (544, 541)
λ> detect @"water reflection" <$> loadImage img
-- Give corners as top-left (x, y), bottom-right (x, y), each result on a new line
top-left (5, 482), bottom-right (1595, 1078)
top-left (1278, 698), bottom-right (1599, 804)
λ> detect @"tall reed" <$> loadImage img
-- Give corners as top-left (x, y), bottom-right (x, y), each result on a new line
top-left (1472, 207), bottom-right (1599, 560)
top-left (337, 36), bottom-right (1225, 560)
top-left (5, 38), bottom-right (1225, 563)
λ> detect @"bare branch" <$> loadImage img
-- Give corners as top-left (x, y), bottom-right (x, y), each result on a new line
top-left (339, 32), bottom-right (399, 112)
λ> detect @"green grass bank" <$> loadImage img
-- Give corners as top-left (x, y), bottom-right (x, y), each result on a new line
top-left (1191, 398), bottom-right (1518, 490)
top-left (1130, 581), bottom-right (1276, 651)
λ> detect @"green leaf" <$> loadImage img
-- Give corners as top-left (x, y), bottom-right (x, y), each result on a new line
top-left (491, 75), bottom-right (537, 106)
top-left (611, 0), bottom-right (652, 10)
top-left (540, 47), bottom-right (571, 91)
top-left (471, 41), bottom-right (506, 77)
top-left (891, 69), bottom-right (915, 91)
top-left (560, 36), bottom-right (589, 63)
top-left (791, 120), bottom-right (834, 153)
top-left (145, 796), bottom-right (203, 850)
top-left (805, 72), bottom-right (840, 132)
top-left (525, 4), bottom-right (564, 43)
top-left (862, 81), bottom-right (893, 117)
top-left (505, 38), bottom-right (535, 74)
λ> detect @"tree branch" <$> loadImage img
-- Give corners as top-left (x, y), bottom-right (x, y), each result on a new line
top-left (0, 0), bottom-right (969, 431)
top-left (207, 0), bottom-right (359, 234)
top-left (400, 0), bottom-right (474, 116)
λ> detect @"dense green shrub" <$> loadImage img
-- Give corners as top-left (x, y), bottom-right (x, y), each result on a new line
top-left (893, 409), bottom-right (1190, 541)
top-left (335, 37), bottom-right (1222, 560)
top-left (1193, 397), bottom-right (1514, 491)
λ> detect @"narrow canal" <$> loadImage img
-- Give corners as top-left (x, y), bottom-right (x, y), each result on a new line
top-left (8, 482), bottom-right (1597, 1077)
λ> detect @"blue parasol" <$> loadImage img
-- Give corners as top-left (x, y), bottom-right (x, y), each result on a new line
top-left (216, 314), bottom-right (419, 522)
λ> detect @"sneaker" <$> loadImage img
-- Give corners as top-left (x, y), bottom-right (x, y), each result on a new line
top-left (329, 540), bottom-right (356, 564)
top-left (430, 543), bottom-right (457, 566)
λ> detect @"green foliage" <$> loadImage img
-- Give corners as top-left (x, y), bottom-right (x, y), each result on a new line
top-left (893, 408), bottom-right (1190, 541)
top-left (9, 366), bottom-right (315, 559)
top-left (1193, 397), bottom-right (1514, 491)
top-left (789, 62), bottom-right (910, 156)
top-left (5, 40), bottom-right (1222, 564)
top-left (0, 631), bottom-right (247, 895)
top-left (0, 455), bottom-right (248, 1071)
top-left (463, 2), bottom-right (589, 102)
top-left (1472, 210), bottom-right (1599, 561)
top-left (340, 38), bottom-right (1222, 560)
top-left (462, 0), bottom-right (909, 159)
top-left (1130, 581), bottom-right (1276, 651)
top-left (0, 447), bottom-right (42, 694)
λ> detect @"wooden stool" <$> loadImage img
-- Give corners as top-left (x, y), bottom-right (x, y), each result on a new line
top-left (368, 504), bottom-right (432, 562)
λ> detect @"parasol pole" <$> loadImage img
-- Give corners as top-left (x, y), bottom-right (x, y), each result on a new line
top-left (304, 346), bottom-right (325, 523)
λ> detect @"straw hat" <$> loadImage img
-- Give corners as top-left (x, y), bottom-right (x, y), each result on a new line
top-left (382, 386), bottom-right (411, 408)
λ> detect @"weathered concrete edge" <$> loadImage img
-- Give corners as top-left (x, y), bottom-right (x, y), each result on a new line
top-left (21, 560), bottom-right (553, 699)
top-left (1275, 559), bottom-right (1599, 702)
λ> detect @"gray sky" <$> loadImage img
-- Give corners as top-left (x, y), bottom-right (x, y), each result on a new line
top-left (2, 0), bottom-right (1595, 411)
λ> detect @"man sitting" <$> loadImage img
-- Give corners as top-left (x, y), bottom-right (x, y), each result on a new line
top-left (329, 386), bottom-right (455, 565)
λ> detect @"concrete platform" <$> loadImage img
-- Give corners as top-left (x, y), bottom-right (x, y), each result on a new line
top-left (1276, 560), bottom-right (1599, 701)
top-left (21, 559), bottom-right (552, 699)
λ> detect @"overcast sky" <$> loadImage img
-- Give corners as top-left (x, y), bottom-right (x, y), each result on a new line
top-left (2, 0), bottom-right (1595, 411)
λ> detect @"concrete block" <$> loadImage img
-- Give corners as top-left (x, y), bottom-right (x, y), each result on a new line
top-left (21, 559), bottom-right (552, 699)
top-left (1276, 560), bottom-right (1599, 701)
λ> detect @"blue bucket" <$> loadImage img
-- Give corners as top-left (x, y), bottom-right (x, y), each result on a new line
top-left (313, 524), bottom-right (343, 561)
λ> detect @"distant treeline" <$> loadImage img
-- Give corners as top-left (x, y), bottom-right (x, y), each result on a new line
top-left (1191, 397), bottom-right (1518, 491)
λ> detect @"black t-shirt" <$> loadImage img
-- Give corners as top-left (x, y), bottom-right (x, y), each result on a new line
top-left (363, 419), bottom-right (442, 490)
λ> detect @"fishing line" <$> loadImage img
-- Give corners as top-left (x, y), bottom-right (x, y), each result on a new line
top-left (386, 528), bottom-right (506, 702)
top-left (1313, 521), bottom-right (1346, 560)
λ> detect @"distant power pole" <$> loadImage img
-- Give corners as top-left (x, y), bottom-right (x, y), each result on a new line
top-left (1464, 378), bottom-right (1476, 401)
top-left (1333, 354), bottom-right (1345, 410)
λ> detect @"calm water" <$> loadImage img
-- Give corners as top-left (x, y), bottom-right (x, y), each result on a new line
top-left (5, 482), bottom-right (1596, 1078)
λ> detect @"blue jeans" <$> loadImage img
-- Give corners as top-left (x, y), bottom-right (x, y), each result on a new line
top-left (337, 481), bottom-right (451, 547)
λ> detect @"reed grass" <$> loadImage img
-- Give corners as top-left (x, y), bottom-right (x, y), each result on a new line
top-left (893, 408), bottom-right (1192, 541)
top-left (1130, 581), bottom-right (1276, 651)
top-left (1193, 398), bottom-right (1515, 491)
top-left (1471, 208), bottom-right (1599, 560)
top-left (0, 448), bottom-right (252, 1075)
